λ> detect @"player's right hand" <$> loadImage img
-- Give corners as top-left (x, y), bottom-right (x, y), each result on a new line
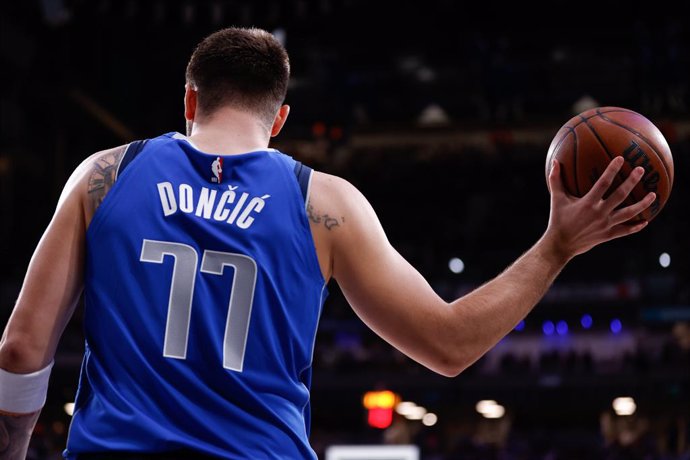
top-left (542, 157), bottom-right (656, 261)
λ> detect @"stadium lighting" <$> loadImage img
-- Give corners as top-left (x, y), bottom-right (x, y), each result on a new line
top-left (612, 397), bottom-right (636, 416)
top-left (542, 320), bottom-right (555, 336)
top-left (395, 401), bottom-right (418, 416)
top-left (396, 401), bottom-right (434, 423)
top-left (556, 320), bottom-right (568, 336)
top-left (581, 314), bottom-right (593, 329)
top-left (403, 406), bottom-right (427, 420)
top-left (363, 390), bottom-right (399, 429)
top-left (363, 390), bottom-right (397, 410)
top-left (448, 257), bottom-right (464, 274)
top-left (422, 413), bottom-right (438, 426)
top-left (475, 400), bottom-right (497, 414)
top-left (64, 402), bottom-right (75, 416)
top-left (610, 319), bottom-right (623, 334)
top-left (659, 253), bottom-right (671, 268)
top-left (476, 400), bottom-right (505, 419)
top-left (482, 404), bottom-right (506, 419)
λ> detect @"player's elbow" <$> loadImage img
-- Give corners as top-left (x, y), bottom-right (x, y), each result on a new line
top-left (0, 334), bottom-right (48, 374)
top-left (430, 363), bottom-right (462, 378)
top-left (430, 355), bottom-right (470, 378)
top-left (420, 340), bottom-right (473, 377)
top-left (427, 320), bottom-right (478, 377)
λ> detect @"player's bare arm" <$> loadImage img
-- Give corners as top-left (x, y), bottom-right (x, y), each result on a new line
top-left (0, 145), bottom-right (124, 458)
top-left (305, 174), bottom-right (350, 281)
top-left (306, 202), bottom-right (344, 231)
top-left (312, 158), bottom-right (655, 377)
top-left (0, 408), bottom-right (40, 459)
top-left (86, 145), bottom-right (127, 215)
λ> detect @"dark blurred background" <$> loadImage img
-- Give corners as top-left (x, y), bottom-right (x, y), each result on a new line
top-left (1, 1), bottom-right (689, 459)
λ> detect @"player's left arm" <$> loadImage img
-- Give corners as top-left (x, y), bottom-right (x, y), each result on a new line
top-left (319, 160), bottom-right (652, 377)
top-left (0, 146), bottom-right (125, 458)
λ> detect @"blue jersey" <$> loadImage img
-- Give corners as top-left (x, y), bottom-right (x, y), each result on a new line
top-left (65, 133), bottom-right (327, 459)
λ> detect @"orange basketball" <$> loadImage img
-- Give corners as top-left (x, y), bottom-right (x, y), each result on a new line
top-left (545, 107), bottom-right (674, 221)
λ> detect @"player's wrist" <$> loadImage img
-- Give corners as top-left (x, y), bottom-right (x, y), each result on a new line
top-left (537, 230), bottom-right (575, 267)
top-left (0, 360), bottom-right (53, 415)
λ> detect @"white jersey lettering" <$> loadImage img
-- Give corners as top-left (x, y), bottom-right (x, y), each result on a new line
top-left (157, 182), bottom-right (267, 229)
top-left (157, 182), bottom-right (177, 216)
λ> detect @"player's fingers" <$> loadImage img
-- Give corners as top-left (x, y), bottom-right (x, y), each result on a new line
top-left (586, 156), bottom-right (624, 201)
top-left (606, 219), bottom-right (649, 241)
top-left (610, 192), bottom-right (656, 225)
top-left (547, 160), bottom-right (566, 196)
top-left (603, 166), bottom-right (645, 211)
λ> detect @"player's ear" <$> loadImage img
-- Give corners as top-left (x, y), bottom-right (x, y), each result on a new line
top-left (184, 84), bottom-right (198, 122)
top-left (270, 105), bottom-right (290, 138)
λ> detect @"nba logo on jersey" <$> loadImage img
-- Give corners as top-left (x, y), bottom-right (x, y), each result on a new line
top-left (211, 157), bottom-right (223, 183)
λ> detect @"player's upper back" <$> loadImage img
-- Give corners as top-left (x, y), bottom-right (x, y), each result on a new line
top-left (66, 132), bottom-right (327, 459)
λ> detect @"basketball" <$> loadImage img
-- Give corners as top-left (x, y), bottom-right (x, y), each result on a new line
top-left (545, 107), bottom-right (674, 221)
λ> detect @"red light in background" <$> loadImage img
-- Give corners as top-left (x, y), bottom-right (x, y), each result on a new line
top-left (368, 407), bottom-right (393, 429)
top-left (312, 121), bottom-right (327, 137)
top-left (363, 390), bottom-right (398, 429)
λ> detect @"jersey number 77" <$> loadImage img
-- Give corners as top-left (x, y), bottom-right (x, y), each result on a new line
top-left (139, 239), bottom-right (257, 372)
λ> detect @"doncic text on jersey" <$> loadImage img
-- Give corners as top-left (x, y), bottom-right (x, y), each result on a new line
top-left (156, 181), bottom-right (270, 229)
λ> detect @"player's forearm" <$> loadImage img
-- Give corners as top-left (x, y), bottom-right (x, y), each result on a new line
top-left (0, 410), bottom-right (40, 460)
top-left (0, 357), bottom-right (53, 458)
top-left (444, 234), bottom-right (569, 374)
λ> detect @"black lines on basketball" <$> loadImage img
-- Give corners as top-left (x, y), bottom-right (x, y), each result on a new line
top-left (566, 108), bottom-right (637, 130)
top-left (597, 111), bottom-right (673, 182)
top-left (547, 107), bottom-right (673, 222)
top-left (553, 128), bottom-right (572, 154)
top-left (581, 117), bottom-right (635, 206)
top-left (600, 117), bottom-right (672, 196)
top-left (595, 108), bottom-right (636, 115)
top-left (581, 117), bottom-right (613, 160)
top-left (571, 127), bottom-right (581, 196)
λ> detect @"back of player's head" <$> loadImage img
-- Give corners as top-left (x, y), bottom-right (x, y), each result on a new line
top-left (185, 27), bottom-right (290, 128)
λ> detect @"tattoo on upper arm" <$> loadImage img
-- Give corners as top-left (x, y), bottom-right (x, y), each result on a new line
top-left (307, 202), bottom-right (344, 231)
top-left (87, 147), bottom-right (126, 211)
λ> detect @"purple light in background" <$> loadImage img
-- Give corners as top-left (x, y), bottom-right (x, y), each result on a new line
top-left (581, 314), bottom-right (593, 329)
top-left (556, 320), bottom-right (568, 336)
top-left (610, 319), bottom-right (623, 334)
top-left (542, 321), bottom-right (555, 336)
top-left (515, 320), bottom-right (525, 332)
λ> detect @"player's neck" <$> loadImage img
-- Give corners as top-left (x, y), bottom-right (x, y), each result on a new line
top-left (186, 109), bottom-right (271, 155)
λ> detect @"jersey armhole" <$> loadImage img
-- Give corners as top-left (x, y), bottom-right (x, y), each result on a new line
top-left (293, 161), bottom-right (313, 208)
top-left (87, 139), bottom-right (148, 239)
top-left (116, 139), bottom-right (149, 179)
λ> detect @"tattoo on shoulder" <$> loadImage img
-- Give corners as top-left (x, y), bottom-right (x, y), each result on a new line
top-left (307, 202), bottom-right (344, 231)
top-left (87, 147), bottom-right (126, 210)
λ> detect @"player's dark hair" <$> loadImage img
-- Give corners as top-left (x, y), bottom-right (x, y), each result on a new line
top-left (185, 27), bottom-right (290, 128)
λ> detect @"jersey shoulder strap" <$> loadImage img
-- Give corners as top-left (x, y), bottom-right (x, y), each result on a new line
top-left (116, 139), bottom-right (149, 179)
top-left (292, 160), bottom-right (313, 205)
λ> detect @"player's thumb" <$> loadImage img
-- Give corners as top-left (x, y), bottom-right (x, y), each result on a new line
top-left (548, 160), bottom-right (566, 196)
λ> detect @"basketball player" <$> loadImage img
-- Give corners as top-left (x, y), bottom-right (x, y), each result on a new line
top-left (0, 28), bottom-right (655, 459)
